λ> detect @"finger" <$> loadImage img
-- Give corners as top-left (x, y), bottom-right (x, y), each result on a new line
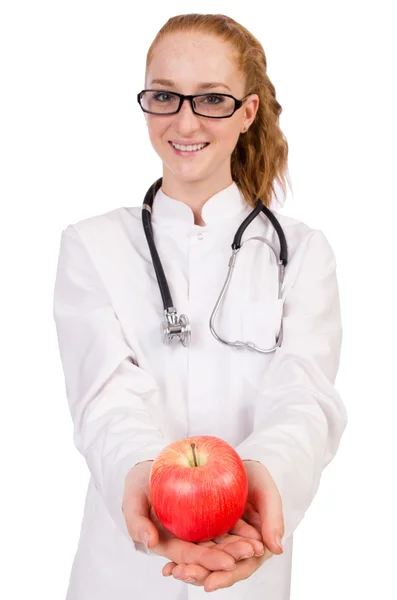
top-left (218, 539), bottom-right (263, 561)
top-left (171, 563), bottom-right (210, 586)
top-left (198, 533), bottom-right (264, 560)
top-left (245, 462), bottom-right (285, 555)
top-left (155, 537), bottom-right (236, 572)
top-left (242, 503), bottom-right (263, 533)
top-left (122, 490), bottom-right (159, 547)
top-left (204, 557), bottom-right (256, 592)
top-left (162, 562), bottom-right (177, 577)
top-left (210, 535), bottom-right (264, 559)
top-left (253, 481), bottom-right (284, 555)
top-left (198, 531), bottom-right (263, 559)
top-left (228, 517), bottom-right (262, 540)
top-left (203, 551), bottom-right (272, 593)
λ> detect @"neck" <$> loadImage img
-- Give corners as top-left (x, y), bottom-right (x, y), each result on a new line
top-left (161, 167), bottom-right (233, 225)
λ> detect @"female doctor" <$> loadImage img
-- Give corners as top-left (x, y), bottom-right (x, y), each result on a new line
top-left (53, 12), bottom-right (348, 600)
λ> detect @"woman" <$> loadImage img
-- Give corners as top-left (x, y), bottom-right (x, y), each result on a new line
top-left (53, 13), bottom-right (347, 600)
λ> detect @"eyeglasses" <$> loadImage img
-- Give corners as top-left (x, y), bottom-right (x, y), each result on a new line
top-left (137, 89), bottom-right (251, 119)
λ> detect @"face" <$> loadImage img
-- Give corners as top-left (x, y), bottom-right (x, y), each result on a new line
top-left (143, 32), bottom-right (259, 187)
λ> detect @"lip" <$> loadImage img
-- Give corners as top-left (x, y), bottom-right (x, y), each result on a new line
top-left (169, 140), bottom-right (210, 145)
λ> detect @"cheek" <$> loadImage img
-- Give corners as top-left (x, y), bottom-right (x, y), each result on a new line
top-left (215, 122), bottom-right (241, 149)
top-left (147, 122), bottom-right (166, 146)
top-left (215, 134), bottom-right (241, 159)
top-left (146, 114), bottom-right (171, 139)
top-left (227, 125), bottom-right (243, 145)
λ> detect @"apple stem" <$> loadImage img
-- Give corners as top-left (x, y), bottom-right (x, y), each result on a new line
top-left (191, 443), bottom-right (198, 467)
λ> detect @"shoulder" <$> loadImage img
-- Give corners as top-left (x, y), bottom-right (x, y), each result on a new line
top-left (62, 206), bottom-right (142, 245)
top-left (271, 209), bottom-right (332, 252)
top-left (271, 210), bottom-right (315, 237)
top-left (269, 210), bottom-right (337, 281)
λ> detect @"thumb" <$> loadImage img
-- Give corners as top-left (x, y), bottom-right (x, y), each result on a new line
top-left (252, 471), bottom-right (285, 555)
top-left (122, 486), bottom-right (159, 548)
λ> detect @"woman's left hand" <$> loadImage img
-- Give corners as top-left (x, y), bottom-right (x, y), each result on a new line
top-left (161, 460), bottom-right (285, 592)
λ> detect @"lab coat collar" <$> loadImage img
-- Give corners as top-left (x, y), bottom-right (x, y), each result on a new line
top-left (151, 181), bottom-right (250, 228)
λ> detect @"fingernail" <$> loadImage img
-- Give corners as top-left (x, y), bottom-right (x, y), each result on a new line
top-left (276, 534), bottom-right (283, 550)
top-left (141, 532), bottom-right (150, 547)
top-left (239, 551), bottom-right (254, 560)
top-left (183, 577), bottom-right (197, 583)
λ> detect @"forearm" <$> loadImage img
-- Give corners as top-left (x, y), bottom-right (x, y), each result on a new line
top-left (236, 230), bottom-right (348, 542)
top-left (53, 225), bottom-right (172, 541)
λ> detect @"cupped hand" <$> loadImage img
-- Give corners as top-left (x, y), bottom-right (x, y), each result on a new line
top-left (162, 515), bottom-right (272, 589)
top-left (161, 460), bottom-right (285, 592)
top-left (122, 460), bottom-right (264, 573)
top-left (164, 544), bottom-right (274, 590)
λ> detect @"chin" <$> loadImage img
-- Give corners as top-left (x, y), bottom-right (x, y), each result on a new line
top-left (163, 162), bottom-right (209, 182)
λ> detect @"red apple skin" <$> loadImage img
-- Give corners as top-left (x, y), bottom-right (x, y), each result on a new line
top-left (149, 435), bottom-right (248, 542)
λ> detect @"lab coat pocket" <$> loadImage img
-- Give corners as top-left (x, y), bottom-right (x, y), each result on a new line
top-left (241, 297), bottom-right (284, 388)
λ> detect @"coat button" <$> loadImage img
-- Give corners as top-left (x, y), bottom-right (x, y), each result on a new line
top-left (197, 233), bottom-right (204, 240)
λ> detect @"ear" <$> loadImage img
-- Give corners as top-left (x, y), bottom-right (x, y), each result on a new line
top-left (244, 93), bottom-right (260, 128)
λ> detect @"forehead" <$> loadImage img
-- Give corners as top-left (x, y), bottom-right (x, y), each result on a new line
top-left (146, 32), bottom-right (242, 90)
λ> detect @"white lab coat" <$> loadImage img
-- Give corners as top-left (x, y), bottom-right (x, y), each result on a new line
top-left (53, 181), bottom-right (347, 600)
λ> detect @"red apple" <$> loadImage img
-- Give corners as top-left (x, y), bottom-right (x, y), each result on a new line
top-left (149, 435), bottom-right (248, 542)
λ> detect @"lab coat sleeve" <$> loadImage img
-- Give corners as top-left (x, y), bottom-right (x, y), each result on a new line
top-left (235, 229), bottom-right (348, 543)
top-left (52, 224), bottom-right (173, 545)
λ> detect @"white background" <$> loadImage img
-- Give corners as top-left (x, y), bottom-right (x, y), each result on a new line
top-left (1, 1), bottom-right (396, 598)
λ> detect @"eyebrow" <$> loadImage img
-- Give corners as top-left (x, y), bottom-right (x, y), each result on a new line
top-left (150, 78), bottom-right (232, 92)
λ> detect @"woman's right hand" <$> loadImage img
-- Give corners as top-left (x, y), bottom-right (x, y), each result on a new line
top-left (121, 460), bottom-right (264, 574)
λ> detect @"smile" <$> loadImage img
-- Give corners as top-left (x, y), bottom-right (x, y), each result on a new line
top-left (169, 141), bottom-right (210, 155)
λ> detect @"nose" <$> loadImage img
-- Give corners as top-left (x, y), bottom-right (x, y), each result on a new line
top-left (172, 97), bottom-right (202, 130)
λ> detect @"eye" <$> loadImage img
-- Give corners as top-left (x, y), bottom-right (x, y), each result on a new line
top-left (152, 92), bottom-right (172, 102)
top-left (202, 94), bottom-right (225, 104)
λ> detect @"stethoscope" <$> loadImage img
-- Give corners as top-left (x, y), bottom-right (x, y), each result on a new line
top-left (142, 178), bottom-right (288, 353)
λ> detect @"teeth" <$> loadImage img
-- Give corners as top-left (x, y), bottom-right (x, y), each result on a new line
top-left (172, 142), bottom-right (208, 152)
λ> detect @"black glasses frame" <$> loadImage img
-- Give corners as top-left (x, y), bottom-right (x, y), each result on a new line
top-left (137, 89), bottom-right (252, 119)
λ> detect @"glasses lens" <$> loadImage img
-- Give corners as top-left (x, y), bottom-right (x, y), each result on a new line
top-left (139, 91), bottom-right (235, 117)
top-left (140, 91), bottom-right (180, 114)
top-left (193, 94), bottom-right (235, 117)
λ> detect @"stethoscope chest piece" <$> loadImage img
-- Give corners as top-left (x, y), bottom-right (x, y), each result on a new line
top-left (161, 307), bottom-right (191, 347)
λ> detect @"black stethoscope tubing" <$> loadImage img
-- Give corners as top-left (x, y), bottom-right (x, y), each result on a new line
top-left (142, 177), bottom-right (288, 314)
